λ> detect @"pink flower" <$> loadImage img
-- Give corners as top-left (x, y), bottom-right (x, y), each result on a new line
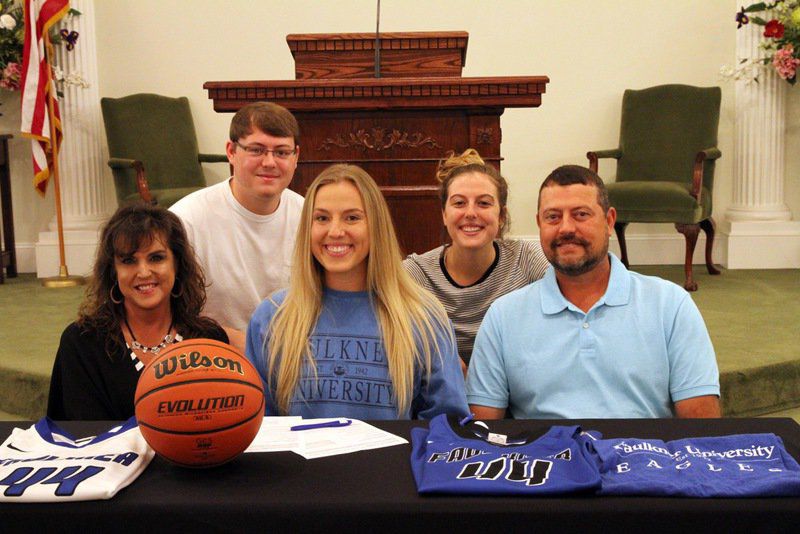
top-left (0, 62), bottom-right (21, 90)
top-left (772, 45), bottom-right (800, 80)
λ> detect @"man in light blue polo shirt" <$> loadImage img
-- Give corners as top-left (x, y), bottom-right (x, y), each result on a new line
top-left (466, 165), bottom-right (721, 419)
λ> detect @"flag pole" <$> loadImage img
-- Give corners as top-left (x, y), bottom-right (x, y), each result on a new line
top-left (41, 28), bottom-right (84, 288)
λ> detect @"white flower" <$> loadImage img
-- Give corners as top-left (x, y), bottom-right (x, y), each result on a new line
top-left (719, 60), bottom-right (761, 83)
top-left (51, 66), bottom-right (90, 89)
top-left (0, 14), bottom-right (16, 30)
top-left (63, 71), bottom-right (89, 88)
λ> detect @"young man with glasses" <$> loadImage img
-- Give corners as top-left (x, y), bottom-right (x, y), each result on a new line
top-left (171, 102), bottom-right (304, 351)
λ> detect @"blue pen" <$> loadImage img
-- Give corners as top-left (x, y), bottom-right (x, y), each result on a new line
top-left (290, 418), bottom-right (353, 431)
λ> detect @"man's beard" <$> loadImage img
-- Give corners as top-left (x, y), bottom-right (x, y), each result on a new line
top-left (547, 234), bottom-right (608, 276)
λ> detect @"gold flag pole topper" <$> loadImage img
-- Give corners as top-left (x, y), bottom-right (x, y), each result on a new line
top-left (41, 28), bottom-right (84, 288)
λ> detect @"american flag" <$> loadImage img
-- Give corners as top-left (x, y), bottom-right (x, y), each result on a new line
top-left (19, 0), bottom-right (70, 196)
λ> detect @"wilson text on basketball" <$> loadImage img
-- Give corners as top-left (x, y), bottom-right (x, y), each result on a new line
top-left (153, 351), bottom-right (244, 379)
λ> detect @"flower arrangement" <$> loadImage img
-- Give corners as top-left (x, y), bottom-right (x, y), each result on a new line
top-left (0, 0), bottom-right (23, 90)
top-left (0, 0), bottom-right (84, 92)
top-left (727, 1), bottom-right (800, 84)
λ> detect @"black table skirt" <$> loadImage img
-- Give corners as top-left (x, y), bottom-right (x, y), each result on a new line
top-left (2, 417), bottom-right (799, 533)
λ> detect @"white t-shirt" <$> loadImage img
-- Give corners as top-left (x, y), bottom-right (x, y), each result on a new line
top-left (170, 179), bottom-right (304, 331)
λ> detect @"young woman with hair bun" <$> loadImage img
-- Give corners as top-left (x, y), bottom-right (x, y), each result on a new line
top-left (403, 149), bottom-right (549, 374)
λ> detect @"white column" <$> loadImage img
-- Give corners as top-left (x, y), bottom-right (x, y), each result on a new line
top-left (36, 0), bottom-right (114, 277)
top-left (723, 13), bottom-right (800, 268)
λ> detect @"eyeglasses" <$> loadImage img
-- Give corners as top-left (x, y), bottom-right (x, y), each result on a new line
top-left (234, 142), bottom-right (297, 160)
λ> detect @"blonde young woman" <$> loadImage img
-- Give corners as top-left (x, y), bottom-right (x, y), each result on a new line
top-left (245, 164), bottom-right (468, 419)
top-left (404, 149), bottom-right (550, 371)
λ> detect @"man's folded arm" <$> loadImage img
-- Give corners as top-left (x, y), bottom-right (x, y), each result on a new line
top-left (468, 405), bottom-right (507, 420)
top-left (674, 395), bottom-right (721, 418)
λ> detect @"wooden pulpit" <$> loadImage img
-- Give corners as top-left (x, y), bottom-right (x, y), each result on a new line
top-left (204, 31), bottom-right (548, 254)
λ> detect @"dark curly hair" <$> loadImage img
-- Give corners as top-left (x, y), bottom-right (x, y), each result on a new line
top-left (78, 203), bottom-right (221, 358)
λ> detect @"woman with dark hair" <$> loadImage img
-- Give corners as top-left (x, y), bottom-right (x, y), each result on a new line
top-left (47, 204), bottom-right (228, 420)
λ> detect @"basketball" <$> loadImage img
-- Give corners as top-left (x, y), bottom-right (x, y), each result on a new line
top-left (134, 338), bottom-right (264, 468)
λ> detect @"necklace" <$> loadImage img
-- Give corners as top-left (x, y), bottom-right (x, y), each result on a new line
top-left (124, 317), bottom-right (182, 371)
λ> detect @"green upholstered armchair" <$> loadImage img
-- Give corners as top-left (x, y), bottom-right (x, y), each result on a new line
top-left (587, 84), bottom-right (722, 291)
top-left (100, 94), bottom-right (228, 208)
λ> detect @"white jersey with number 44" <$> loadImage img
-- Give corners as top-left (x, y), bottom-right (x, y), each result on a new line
top-left (0, 417), bottom-right (154, 502)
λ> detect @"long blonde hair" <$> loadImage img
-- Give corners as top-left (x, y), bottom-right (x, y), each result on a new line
top-left (266, 164), bottom-right (453, 416)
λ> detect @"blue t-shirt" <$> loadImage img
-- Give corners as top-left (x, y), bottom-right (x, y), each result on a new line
top-left (246, 288), bottom-right (468, 420)
top-left (584, 433), bottom-right (800, 497)
top-left (467, 254), bottom-right (720, 418)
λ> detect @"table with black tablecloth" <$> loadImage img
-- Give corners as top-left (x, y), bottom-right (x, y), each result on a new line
top-left (2, 418), bottom-right (799, 533)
